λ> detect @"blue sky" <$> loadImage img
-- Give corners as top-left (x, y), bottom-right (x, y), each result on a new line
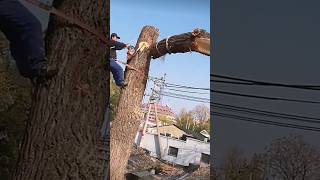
top-left (111, 0), bottom-right (210, 114)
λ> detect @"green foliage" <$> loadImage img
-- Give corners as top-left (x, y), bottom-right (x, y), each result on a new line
top-left (158, 114), bottom-right (173, 126)
top-left (109, 78), bottom-right (120, 121)
top-left (175, 105), bottom-right (210, 134)
top-left (0, 35), bottom-right (31, 179)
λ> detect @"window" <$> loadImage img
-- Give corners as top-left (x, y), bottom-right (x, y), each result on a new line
top-left (201, 153), bottom-right (210, 164)
top-left (168, 146), bottom-right (178, 157)
top-left (165, 133), bottom-right (171, 137)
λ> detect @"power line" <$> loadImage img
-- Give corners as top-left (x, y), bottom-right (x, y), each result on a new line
top-left (160, 93), bottom-right (210, 103)
top-left (212, 111), bottom-right (320, 132)
top-left (212, 90), bottom-right (320, 104)
top-left (164, 80), bottom-right (320, 104)
top-left (211, 103), bottom-right (320, 124)
top-left (212, 80), bottom-right (254, 86)
top-left (211, 74), bottom-right (320, 90)
top-left (160, 93), bottom-right (320, 131)
top-left (165, 87), bottom-right (210, 95)
top-left (163, 87), bottom-right (320, 105)
top-left (162, 91), bottom-right (210, 101)
top-left (165, 83), bottom-right (210, 91)
top-left (161, 90), bottom-right (320, 124)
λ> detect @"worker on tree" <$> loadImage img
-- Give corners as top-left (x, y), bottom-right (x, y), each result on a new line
top-left (126, 45), bottom-right (135, 62)
top-left (0, 0), bottom-right (57, 85)
top-left (110, 33), bottom-right (129, 88)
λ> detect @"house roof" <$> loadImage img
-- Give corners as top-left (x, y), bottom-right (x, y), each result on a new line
top-left (148, 124), bottom-right (209, 142)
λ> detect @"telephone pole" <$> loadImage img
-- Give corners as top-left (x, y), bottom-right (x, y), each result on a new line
top-left (139, 75), bottom-right (166, 159)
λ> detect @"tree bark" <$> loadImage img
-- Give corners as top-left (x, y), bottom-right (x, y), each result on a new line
top-left (12, 0), bottom-right (109, 179)
top-left (110, 26), bottom-right (159, 180)
top-left (150, 28), bottom-right (210, 59)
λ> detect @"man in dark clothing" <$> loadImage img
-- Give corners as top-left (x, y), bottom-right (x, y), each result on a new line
top-left (0, 0), bottom-right (56, 84)
top-left (110, 33), bottom-right (128, 87)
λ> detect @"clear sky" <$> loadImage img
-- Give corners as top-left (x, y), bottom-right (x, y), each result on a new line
top-left (111, 0), bottom-right (210, 114)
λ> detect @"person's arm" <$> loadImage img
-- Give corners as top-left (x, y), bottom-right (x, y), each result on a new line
top-left (110, 40), bottom-right (127, 50)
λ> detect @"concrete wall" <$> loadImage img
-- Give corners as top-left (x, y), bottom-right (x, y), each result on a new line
top-left (136, 132), bottom-right (210, 166)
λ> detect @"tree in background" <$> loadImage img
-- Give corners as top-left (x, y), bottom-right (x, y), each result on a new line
top-left (0, 33), bottom-right (31, 180)
top-left (264, 135), bottom-right (320, 180)
top-left (219, 147), bottom-right (249, 180)
top-left (214, 135), bottom-right (320, 180)
top-left (175, 105), bottom-right (210, 133)
top-left (109, 79), bottom-right (120, 121)
top-left (176, 108), bottom-right (195, 130)
top-left (192, 104), bottom-right (210, 123)
top-left (158, 114), bottom-right (173, 126)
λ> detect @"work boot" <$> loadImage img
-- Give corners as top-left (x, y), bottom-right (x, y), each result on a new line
top-left (120, 82), bottom-right (128, 89)
top-left (32, 65), bottom-right (58, 86)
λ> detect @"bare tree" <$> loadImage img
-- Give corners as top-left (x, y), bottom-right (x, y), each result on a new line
top-left (265, 135), bottom-right (320, 180)
top-left (192, 104), bottom-right (210, 122)
top-left (11, 0), bottom-right (109, 179)
top-left (219, 147), bottom-right (249, 180)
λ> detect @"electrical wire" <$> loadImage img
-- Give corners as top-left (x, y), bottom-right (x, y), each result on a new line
top-left (165, 88), bottom-right (210, 95)
top-left (211, 103), bottom-right (320, 124)
top-left (211, 74), bottom-right (320, 90)
top-left (211, 90), bottom-right (320, 104)
top-left (163, 81), bottom-right (320, 104)
top-left (162, 91), bottom-right (210, 101)
top-left (165, 83), bottom-right (210, 91)
top-left (212, 111), bottom-right (320, 132)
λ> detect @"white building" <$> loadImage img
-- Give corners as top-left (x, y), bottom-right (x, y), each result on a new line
top-left (135, 125), bottom-right (210, 167)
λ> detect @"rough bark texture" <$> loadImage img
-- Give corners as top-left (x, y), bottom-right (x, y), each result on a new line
top-left (150, 29), bottom-right (210, 59)
top-left (11, 0), bottom-right (109, 179)
top-left (110, 26), bottom-right (159, 180)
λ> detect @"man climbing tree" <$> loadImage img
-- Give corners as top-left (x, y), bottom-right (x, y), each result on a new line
top-left (10, 0), bottom-right (109, 179)
top-left (110, 26), bottom-right (210, 179)
top-left (0, 0), bottom-right (57, 85)
top-left (110, 32), bottom-right (129, 88)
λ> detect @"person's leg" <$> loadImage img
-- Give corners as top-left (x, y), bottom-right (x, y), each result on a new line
top-left (110, 59), bottom-right (125, 86)
top-left (0, 0), bottom-right (46, 78)
top-left (9, 43), bottom-right (33, 78)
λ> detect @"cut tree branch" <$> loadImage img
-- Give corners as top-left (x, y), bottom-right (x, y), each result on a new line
top-left (150, 28), bottom-right (210, 59)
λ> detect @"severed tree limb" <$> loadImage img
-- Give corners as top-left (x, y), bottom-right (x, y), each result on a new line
top-left (150, 28), bottom-right (210, 59)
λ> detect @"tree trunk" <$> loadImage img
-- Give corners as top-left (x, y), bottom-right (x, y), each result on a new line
top-left (110, 26), bottom-right (159, 180)
top-left (12, 0), bottom-right (109, 179)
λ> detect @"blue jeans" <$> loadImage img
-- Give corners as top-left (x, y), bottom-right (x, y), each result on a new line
top-left (0, 0), bottom-right (45, 78)
top-left (110, 59), bottom-right (124, 86)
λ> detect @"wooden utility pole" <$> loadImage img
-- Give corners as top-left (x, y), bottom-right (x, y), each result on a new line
top-left (154, 101), bottom-right (162, 158)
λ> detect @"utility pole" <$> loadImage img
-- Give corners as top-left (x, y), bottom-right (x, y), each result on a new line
top-left (139, 75), bottom-right (166, 159)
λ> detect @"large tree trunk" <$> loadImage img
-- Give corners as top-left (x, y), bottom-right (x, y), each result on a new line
top-left (11, 0), bottom-right (109, 179)
top-left (110, 27), bottom-right (209, 179)
top-left (110, 26), bottom-right (159, 180)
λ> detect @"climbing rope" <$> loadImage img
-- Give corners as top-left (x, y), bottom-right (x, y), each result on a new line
top-left (23, 0), bottom-right (109, 44)
top-left (165, 36), bottom-right (172, 54)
